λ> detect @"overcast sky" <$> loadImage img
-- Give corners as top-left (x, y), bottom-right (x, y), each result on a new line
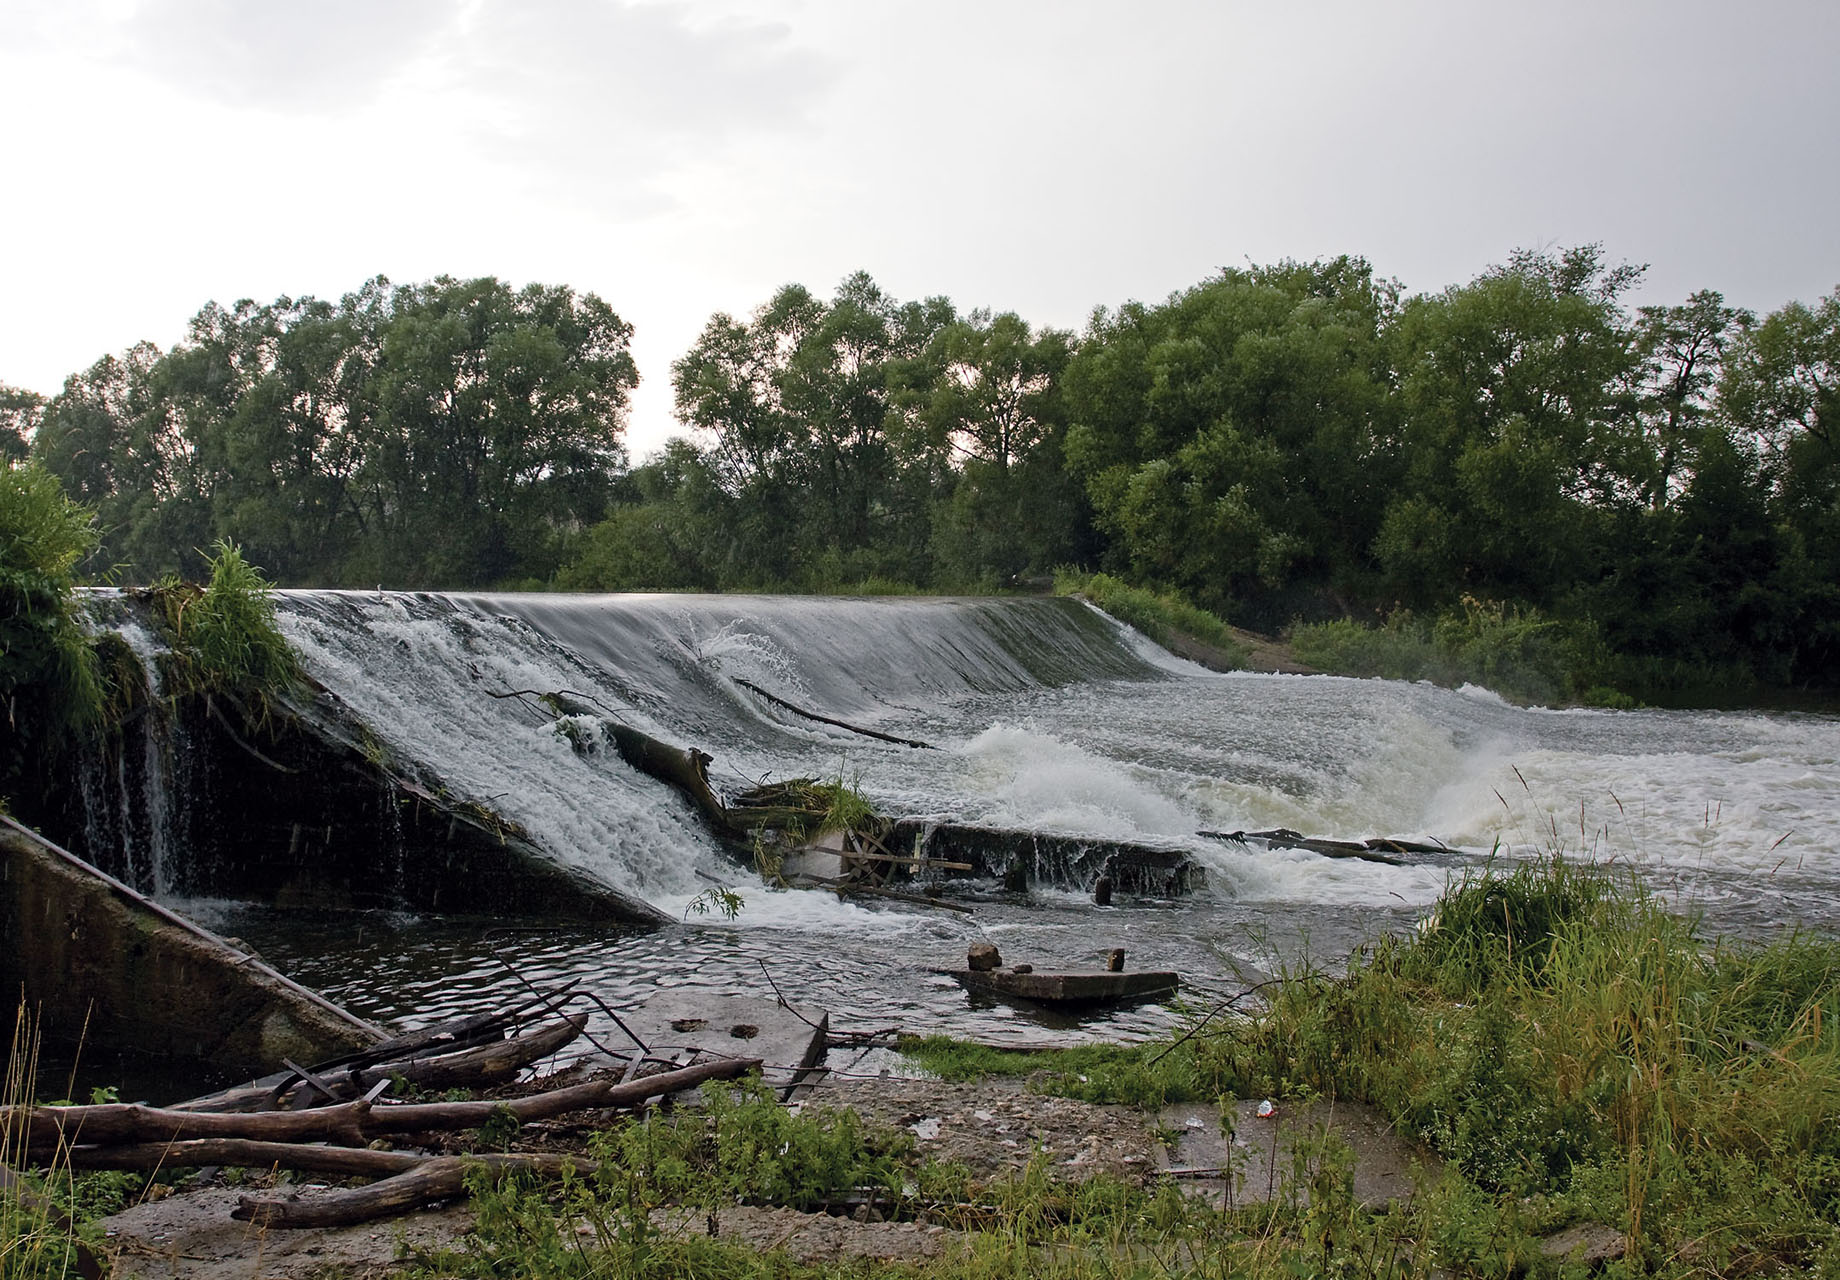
top-left (3, 0), bottom-right (1836, 457)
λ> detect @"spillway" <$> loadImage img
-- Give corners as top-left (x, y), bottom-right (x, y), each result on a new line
top-left (70, 590), bottom-right (1840, 1047)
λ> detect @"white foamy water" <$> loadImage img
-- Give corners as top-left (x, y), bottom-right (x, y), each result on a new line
top-left (263, 592), bottom-right (1840, 942)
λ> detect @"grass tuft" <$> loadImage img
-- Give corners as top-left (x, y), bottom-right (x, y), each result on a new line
top-left (1290, 597), bottom-right (1624, 706)
top-left (145, 539), bottom-right (300, 720)
top-left (1055, 570), bottom-right (1250, 666)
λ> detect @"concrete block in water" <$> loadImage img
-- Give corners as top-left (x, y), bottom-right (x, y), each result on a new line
top-left (941, 967), bottom-right (1178, 1008)
top-left (0, 816), bottom-right (381, 1091)
top-left (615, 991), bottom-right (828, 1097)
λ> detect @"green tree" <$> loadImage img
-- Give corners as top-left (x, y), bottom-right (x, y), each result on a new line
top-left (0, 384), bottom-right (41, 461)
top-left (1379, 244), bottom-right (1642, 606)
top-left (1718, 289), bottom-right (1840, 680)
top-left (1063, 257), bottom-right (1398, 618)
top-left (35, 277), bottom-right (638, 588)
top-left (1624, 290), bottom-right (1753, 509)
top-left (351, 277), bottom-right (636, 586)
top-left (908, 311), bottom-right (1081, 584)
top-left (31, 343), bottom-right (209, 576)
top-left (554, 440), bottom-right (723, 591)
top-left (670, 273), bottom-right (957, 587)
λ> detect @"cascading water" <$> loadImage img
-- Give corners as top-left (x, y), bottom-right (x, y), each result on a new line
top-left (102, 589), bottom-right (1840, 1045)
top-left (75, 613), bottom-right (188, 897)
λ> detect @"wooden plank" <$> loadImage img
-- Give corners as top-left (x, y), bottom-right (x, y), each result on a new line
top-left (842, 849), bottom-right (974, 871)
top-left (940, 968), bottom-right (1179, 1007)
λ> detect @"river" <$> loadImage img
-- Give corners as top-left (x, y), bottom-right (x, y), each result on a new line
top-left (178, 591), bottom-right (1840, 1049)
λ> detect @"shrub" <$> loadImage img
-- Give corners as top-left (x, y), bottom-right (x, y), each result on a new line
top-left (1291, 598), bottom-right (1618, 705)
top-left (147, 540), bottom-right (300, 716)
top-left (0, 463), bottom-right (103, 796)
top-left (1055, 570), bottom-right (1250, 666)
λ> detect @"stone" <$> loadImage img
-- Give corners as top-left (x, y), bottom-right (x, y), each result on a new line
top-left (1540, 1223), bottom-right (1627, 1268)
top-left (1156, 1098), bottom-right (1435, 1208)
top-left (967, 942), bottom-right (1002, 972)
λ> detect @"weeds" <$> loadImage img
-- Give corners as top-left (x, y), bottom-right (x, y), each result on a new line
top-left (1055, 570), bottom-right (1251, 667)
top-left (146, 540), bottom-right (300, 720)
top-left (2, 1004), bottom-right (117, 1280)
top-left (1290, 597), bottom-right (1623, 706)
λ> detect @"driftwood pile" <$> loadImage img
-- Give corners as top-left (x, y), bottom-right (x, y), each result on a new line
top-left (3, 1001), bottom-right (761, 1228)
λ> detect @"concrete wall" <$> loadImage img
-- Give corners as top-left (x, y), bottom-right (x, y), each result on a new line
top-left (0, 816), bottom-right (382, 1087)
top-left (30, 691), bottom-right (668, 926)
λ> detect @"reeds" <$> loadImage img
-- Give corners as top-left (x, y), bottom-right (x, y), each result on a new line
top-left (1, 1004), bottom-right (103, 1280)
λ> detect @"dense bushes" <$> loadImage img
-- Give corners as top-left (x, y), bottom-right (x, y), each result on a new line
top-left (1194, 858), bottom-right (1840, 1270)
top-left (0, 462), bottom-right (104, 796)
top-left (1290, 599), bottom-right (1627, 705)
top-left (1057, 570), bottom-right (1250, 667)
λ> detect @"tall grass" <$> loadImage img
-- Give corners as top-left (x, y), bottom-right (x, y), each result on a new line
top-left (1290, 597), bottom-right (1627, 706)
top-left (0, 463), bottom-right (104, 797)
top-left (1, 1007), bottom-right (105, 1280)
top-left (1055, 570), bottom-right (1250, 666)
top-left (148, 539), bottom-right (300, 718)
top-left (1187, 856), bottom-right (1840, 1271)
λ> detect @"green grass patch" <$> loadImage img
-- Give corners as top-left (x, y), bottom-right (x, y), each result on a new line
top-left (1055, 570), bottom-right (1249, 667)
top-left (1290, 597), bottom-right (1622, 705)
top-left (897, 1036), bottom-right (1208, 1109)
top-left (143, 539), bottom-right (301, 720)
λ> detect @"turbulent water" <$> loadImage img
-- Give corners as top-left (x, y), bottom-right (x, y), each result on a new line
top-left (184, 590), bottom-right (1840, 1048)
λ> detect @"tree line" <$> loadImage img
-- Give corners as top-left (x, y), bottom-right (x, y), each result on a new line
top-left (4, 248), bottom-right (1836, 698)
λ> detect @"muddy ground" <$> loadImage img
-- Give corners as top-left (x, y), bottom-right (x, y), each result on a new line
top-left (99, 1058), bottom-right (1429, 1279)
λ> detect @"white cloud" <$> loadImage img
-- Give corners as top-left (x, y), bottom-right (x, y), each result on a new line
top-left (120, 0), bottom-right (455, 111)
top-left (445, 0), bottom-right (837, 215)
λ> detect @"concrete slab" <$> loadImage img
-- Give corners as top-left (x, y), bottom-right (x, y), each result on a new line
top-left (1157, 1098), bottom-right (1434, 1209)
top-left (613, 991), bottom-right (828, 1098)
top-left (0, 816), bottom-right (381, 1087)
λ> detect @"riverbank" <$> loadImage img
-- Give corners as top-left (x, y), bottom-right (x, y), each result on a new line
top-left (17, 858), bottom-right (1838, 1279)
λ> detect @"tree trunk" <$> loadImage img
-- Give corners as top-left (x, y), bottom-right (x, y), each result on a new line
top-left (232, 1153), bottom-right (590, 1228)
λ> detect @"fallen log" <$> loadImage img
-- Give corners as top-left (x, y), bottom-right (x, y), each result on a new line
top-left (239, 1156), bottom-right (472, 1228)
top-left (734, 679), bottom-right (935, 750)
top-left (605, 724), bottom-right (734, 834)
top-left (169, 998), bottom-right (570, 1112)
top-left (345, 1013), bottom-right (590, 1096)
top-left (828, 885), bottom-right (975, 914)
top-left (362, 1054), bottom-right (760, 1132)
top-left (71, 1138), bottom-right (440, 1176)
top-left (67, 1139), bottom-right (593, 1180)
top-left (23, 1057), bottom-right (760, 1158)
top-left (10, 1098), bottom-right (372, 1150)
top-left (1196, 829), bottom-right (1403, 866)
top-left (233, 1152), bottom-right (590, 1229)
top-left (172, 1012), bottom-right (590, 1113)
